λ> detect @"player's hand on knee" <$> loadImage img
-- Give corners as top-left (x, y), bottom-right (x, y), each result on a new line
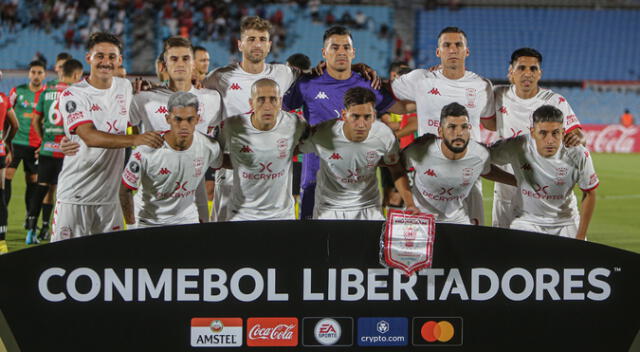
top-left (60, 137), bottom-right (80, 156)
top-left (134, 131), bottom-right (163, 148)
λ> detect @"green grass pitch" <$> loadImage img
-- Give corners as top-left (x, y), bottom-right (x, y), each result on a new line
top-left (3, 152), bottom-right (639, 254)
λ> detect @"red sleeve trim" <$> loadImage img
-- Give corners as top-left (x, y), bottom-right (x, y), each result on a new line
top-left (581, 183), bottom-right (599, 192)
top-left (68, 120), bottom-right (92, 134)
top-left (481, 114), bottom-right (496, 120)
top-left (565, 124), bottom-right (581, 134)
top-left (33, 110), bottom-right (43, 116)
top-left (121, 178), bottom-right (138, 191)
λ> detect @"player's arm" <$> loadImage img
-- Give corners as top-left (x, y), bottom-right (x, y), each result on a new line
top-left (75, 123), bottom-right (163, 149)
top-left (563, 127), bottom-right (586, 147)
top-left (119, 183), bottom-right (136, 225)
top-left (32, 109), bottom-right (44, 140)
top-left (387, 162), bottom-right (419, 214)
top-left (480, 116), bottom-right (497, 131)
top-left (4, 108), bottom-right (18, 146)
top-left (481, 164), bottom-right (517, 186)
top-left (576, 189), bottom-right (596, 241)
top-left (395, 111), bottom-right (417, 139)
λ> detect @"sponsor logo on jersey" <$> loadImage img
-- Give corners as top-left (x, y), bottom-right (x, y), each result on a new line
top-left (128, 161), bottom-right (140, 173)
top-left (532, 183), bottom-right (549, 196)
top-left (329, 153), bottom-right (342, 160)
top-left (246, 317), bottom-right (298, 347)
top-left (89, 104), bottom-right (101, 112)
top-left (499, 106), bottom-right (508, 114)
top-left (230, 83), bottom-right (241, 90)
top-left (522, 183), bottom-right (563, 200)
top-left (439, 187), bottom-right (454, 196)
top-left (302, 317), bottom-right (353, 347)
top-left (240, 145), bottom-right (253, 153)
top-left (66, 111), bottom-right (84, 125)
top-left (314, 91), bottom-right (329, 100)
top-left (191, 317), bottom-right (243, 347)
top-left (412, 317), bottom-right (462, 346)
top-left (174, 181), bottom-right (188, 191)
top-left (65, 101), bottom-right (77, 113)
top-left (155, 105), bottom-right (168, 114)
top-left (258, 162), bottom-right (273, 173)
top-left (424, 169), bottom-right (437, 177)
top-left (106, 120), bottom-right (121, 133)
top-left (428, 88), bottom-right (441, 96)
top-left (510, 128), bottom-right (523, 138)
top-left (159, 168), bottom-right (171, 175)
top-left (357, 317), bottom-right (408, 347)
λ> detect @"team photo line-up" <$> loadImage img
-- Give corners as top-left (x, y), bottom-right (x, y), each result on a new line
top-left (0, 15), bottom-right (598, 252)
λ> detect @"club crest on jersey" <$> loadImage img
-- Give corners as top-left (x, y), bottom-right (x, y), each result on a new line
top-left (382, 209), bottom-right (436, 276)
top-left (193, 158), bottom-right (204, 177)
top-left (465, 88), bottom-right (477, 108)
top-left (277, 138), bottom-right (288, 159)
top-left (462, 167), bottom-right (473, 186)
top-left (128, 161), bottom-right (141, 173)
top-left (366, 151), bottom-right (378, 168)
top-left (115, 94), bottom-right (127, 115)
top-left (65, 101), bottom-right (77, 113)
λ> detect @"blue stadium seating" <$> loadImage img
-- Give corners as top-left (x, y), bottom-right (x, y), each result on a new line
top-left (416, 8), bottom-right (640, 81)
top-left (553, 87), bottom-right (640, 124)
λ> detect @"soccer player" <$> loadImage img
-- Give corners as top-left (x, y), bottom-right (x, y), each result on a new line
top-left (0, 80), bottom-right (19, 253)
top-left (7, 60), bottom-right (46, 226)
top-left (391, 27), bottom-right (496, 225)
top-left (490, 105), bottom-right (597, 240)
top-left (120, 92), bottom-right (222, 227)
top-left (130, 36), bottom-right (222, 223)
top-left (492, 48), bottom-right (586, 228)
top-left (192, 46), bottom-right (210, 84)
top-left (283, 25), bottom-right (398, 219)
top-left (218, 78), bottom-right (307, 221)
top-left (299, 87), bottom-right (413, 220)
top-left (46, 52), bottom-right (72, 88)
top-left (202, 16), bottom-right (300, 221)
top-left (401, 103), bottom-right (515, 224)
top-left (25, 59), bottom-right (84, 244)
top-left (51, 32), bottom-right (163, 241)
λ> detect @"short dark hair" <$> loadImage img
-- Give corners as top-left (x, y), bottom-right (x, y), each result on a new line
top-left (437, 26), bottom-right (467, 44)
top-left (62, 59), bottom-right (83, 77)
top-left (56, 52), bottom-right (72, 62)
top-left (323, 25), bottom-right (352, 44)
top-left (286, 53), bottom-right (311, 71)
top-left (164, 36), bottom-right (193, 51)
top-left (389, 61), bottom-right (408, 74)
top-left (397, 67), bottom-right (412, 76)
top-left (29, 60), bottom-right (46, 69)
top-left (193, 45), bottom-right (207, 54)
top-left (87, 32), bottom-right (123, 53)
top-left (532, 105), bottom-right (563, 125)
top-left (510, 47), bottom-right (543, 66)
top-left (440, 102), bottom-right (469, 125)
top-left (343, 87), bottom-right (376, 109)
top-left (240, 16), bottom-right (272, 36)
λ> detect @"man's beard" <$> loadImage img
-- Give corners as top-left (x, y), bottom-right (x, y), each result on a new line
top-left (443, 137), bottom-right (469, 154)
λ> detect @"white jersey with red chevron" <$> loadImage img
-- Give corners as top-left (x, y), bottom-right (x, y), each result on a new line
top-left (130, 85), bottom-right (222, 135)
top-left (494, 84), bottom-right (582, 139)
top-left (57, 77), bottom-right (132, 205)
top-left (391, 69), bottom-right (495, 139)
top-left (490, 134), bottom-right (599, 225)
top-left (218, 111), bottom-right (307, 220)
top-left (299, 119), bottom-right (400, 212)
top-left (121, 132), bottom-right (222, 226)
top-left (402, 135), bottom-right (491, 224)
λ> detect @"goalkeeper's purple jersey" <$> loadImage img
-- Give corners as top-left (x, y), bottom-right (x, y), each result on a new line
top-left (283, 71), bottom-right (394, 188)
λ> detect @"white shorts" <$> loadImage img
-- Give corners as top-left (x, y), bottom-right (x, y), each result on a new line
top-left (313, 206), bottom-right (384, 220)
top-left (463, 179), bottom-right (484, 225)
top-left (51, 202), bottom-right (124, 242)
top-left (510, 219), bottom-right (578, 239)
top-left (212, 169), bottom-right (233, 222)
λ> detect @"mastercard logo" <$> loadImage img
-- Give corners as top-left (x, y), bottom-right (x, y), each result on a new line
top-left (420, 320), bottom-right (455, 342)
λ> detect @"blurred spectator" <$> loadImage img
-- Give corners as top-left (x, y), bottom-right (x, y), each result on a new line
top-left (310, 0), bottom-right (321, 23)
top-left (620, 109), bottom-right (635, 127)
top-left (325, 11), bottom-right (335, 26)
top-left (354, 10), bottom-right (367, 29)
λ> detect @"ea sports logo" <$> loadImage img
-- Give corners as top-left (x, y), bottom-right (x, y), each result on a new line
top-left (209, 320), bottom-right (223, 333)
top-left (421, 320), bottom-right (454, 343)
top-left (314, 318), bottom-right (341, 345)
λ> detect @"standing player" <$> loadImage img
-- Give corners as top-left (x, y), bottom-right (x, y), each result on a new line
top-left (0, 79), bottom-right (19, 253)
top-left (283, 25), bottom-right (398, 219)
top-left (202, 16), bottom-right (300, 221)
top-left (25, 59), bottom-right (84, 244)
top-left (7, 60), bottom-right (46, 226)
top-left (51, 32), bottom-right (163, 241)
top-left (401, 103), bottom-right (515, 224)
top-left (120, 92), bottom-right (222, 227)
top-left (218, 79), bottom-right (307, 221)
top-left (391, 27), bottom-right (496, 225)
top-left (45, 52), bottom-right (72, 88)
top-left (299, 87), bottom-right (413, 220)
top-left (490, 105), bottom-right (597, 239)
top-left (492, 48), bottom-right (585, 228)
top-left (192, 46), bottom-right (210, 84)
top-left (130, 36), bottom-right (222, 223)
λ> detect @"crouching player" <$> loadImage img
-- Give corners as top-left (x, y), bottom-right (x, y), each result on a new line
top-left (490, 105), bottom-right (598, 239)
top-left (120, 92), bottom-right (222, 227)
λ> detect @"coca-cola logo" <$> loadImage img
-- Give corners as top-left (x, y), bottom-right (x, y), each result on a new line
top-left (246, 318), bottom-right (298, 346)
top-left (583, 124), bottom-right (640, 153)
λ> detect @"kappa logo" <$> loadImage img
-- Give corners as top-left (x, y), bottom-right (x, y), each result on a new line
top-left (259, 162), bottom-right (273, 173)
top-left (499, 106), bottom-right (508, 114)
top-left (230, 83), bottom-right (242, 90)
top-left (329, 153), bottom-right (342, 160)
top-left (314, 91), bottom-right (329, 100)
top-left (510, 128), bottom-right (523, 137)
top-left (240, 145), bottom-right (253, 153)
top-left (438, 187), bottom-right (454, 196)
top-left (155, 105), bottom-right (168, 114)
top-left (559, 96), bottom-right (566, 104)
top-left (90, 104), bottom-right (101, 112)
top-left (159, 168), bottom-right (171, 175)
top-left (584, 151), bottom-right (590, 158)
top-left (62, 90), bottom-right (73, 97)
top-left (174, 181), bottom-right (188, 191)
top-left (428, 88), bottom-right (441, 96)
top-left (521, 163), bottom-right (532, 171)
top-left (424, 169), bottom-right (437, 177)
top-left (133, 152), bottom-right (142, 161)
top-left (532, 183), bottom-right (549, 195)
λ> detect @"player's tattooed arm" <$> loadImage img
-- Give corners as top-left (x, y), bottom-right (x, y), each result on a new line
top-left (119, 184), bottom-right (136, 225)
top-left (482, 164), bottom-right (517, 186)
top-left (387, 162), bottom-right (420, 214)
top-left (75, 123), bottom-right (163, 149)
top-left (576, 189), bottom-right (596, 241)
top-left (563, 127), bottom-right (586, 147)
